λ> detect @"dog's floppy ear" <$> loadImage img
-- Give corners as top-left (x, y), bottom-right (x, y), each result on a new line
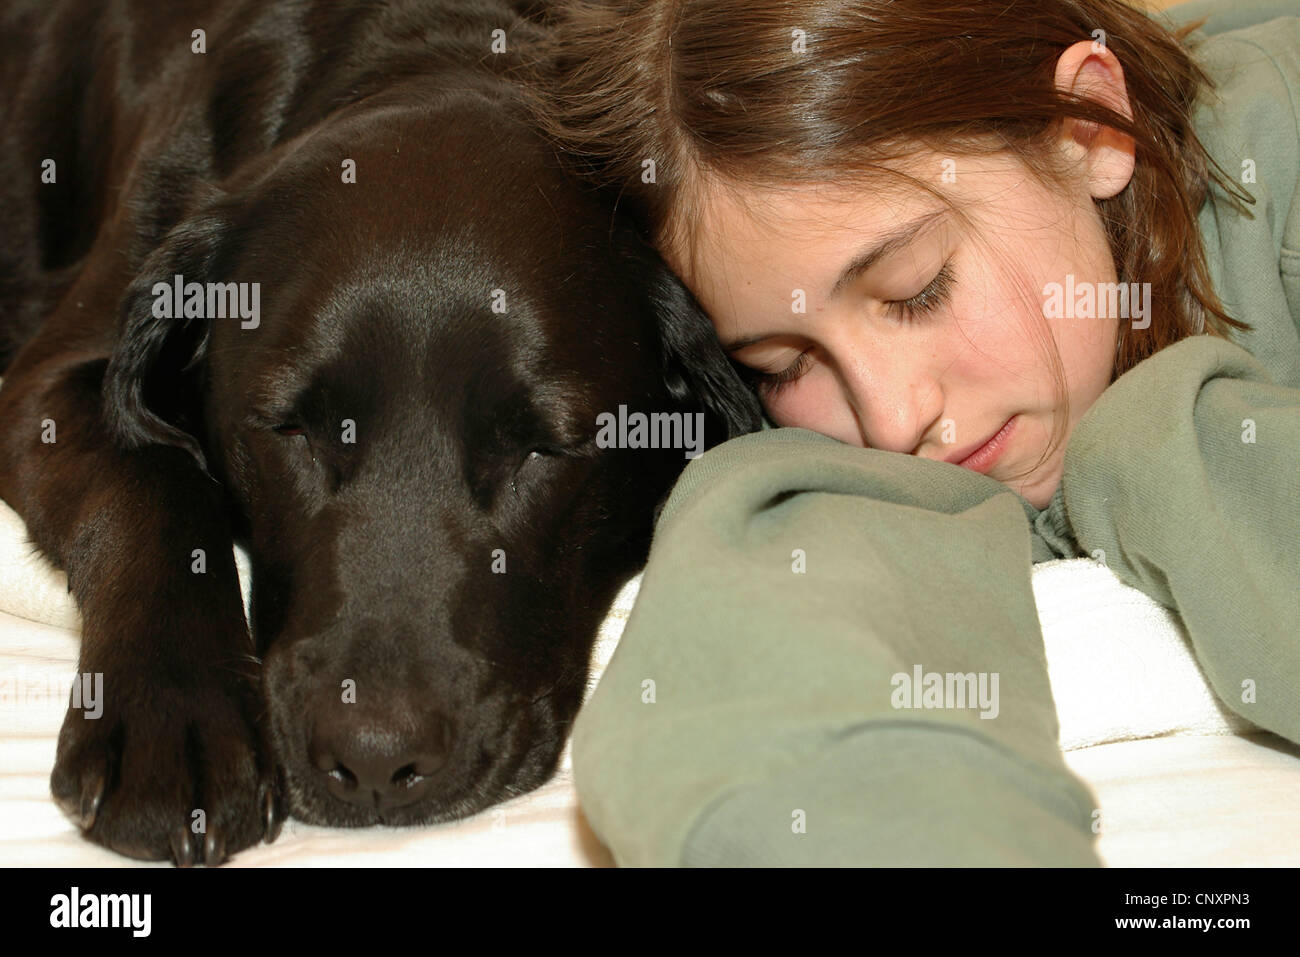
top-left (639, 246), bottom-right (763, 447)
top-left (102, 206), bottom-right (236, 472)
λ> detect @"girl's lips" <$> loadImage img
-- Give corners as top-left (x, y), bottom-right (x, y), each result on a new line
top-left (947, 416), bottom-right (1016, 473)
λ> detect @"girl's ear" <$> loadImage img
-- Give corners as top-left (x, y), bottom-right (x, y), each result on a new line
top-left (1053, 39), bottom-right (1136, 200)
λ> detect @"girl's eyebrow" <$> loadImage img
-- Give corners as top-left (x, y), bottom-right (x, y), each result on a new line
top-left (722, 209), bottom-right (948, 354)
top-left (826, 209), bottom-right (948, 302)
top-left (724, 332), bottom-right (779, 353)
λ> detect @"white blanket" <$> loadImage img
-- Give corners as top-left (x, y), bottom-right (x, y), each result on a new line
top-left (1, 499), bottom-right (1296, 866)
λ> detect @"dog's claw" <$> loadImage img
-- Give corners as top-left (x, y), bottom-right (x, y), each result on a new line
top-left (204, 825), bottom-right (226, 866)
top-left (78, 772), bottom-right (105, 829)
top-left (263, 785), bottom-right (284, 843)
top-left (170, 825), bottom-right (195, 868)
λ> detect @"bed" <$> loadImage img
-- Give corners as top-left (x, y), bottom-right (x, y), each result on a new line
top-left (2, 491), bottom-right (1298, 866)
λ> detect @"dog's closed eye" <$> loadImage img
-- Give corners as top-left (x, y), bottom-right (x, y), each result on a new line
top-left (512, 447), bottom-right (554, 483)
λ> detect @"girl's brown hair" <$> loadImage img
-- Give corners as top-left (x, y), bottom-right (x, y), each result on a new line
top-left (515, 0), bottom-right (1252, 462)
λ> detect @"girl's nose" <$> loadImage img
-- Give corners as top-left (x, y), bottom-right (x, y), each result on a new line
top-left (839, 353), bottom-right (944, 455)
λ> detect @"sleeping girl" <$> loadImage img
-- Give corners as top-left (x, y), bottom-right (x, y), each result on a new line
top-left (522, 0), bottom-right (1300, 865)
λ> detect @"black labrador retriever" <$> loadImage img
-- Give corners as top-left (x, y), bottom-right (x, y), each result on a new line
top-left (0, 0), bottom-right (759, 865)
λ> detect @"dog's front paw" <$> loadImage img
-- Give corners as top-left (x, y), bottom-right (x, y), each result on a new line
top-left (51, 666), bottom-right (285, 866)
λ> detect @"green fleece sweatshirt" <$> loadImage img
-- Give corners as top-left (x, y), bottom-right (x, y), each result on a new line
top-left (569, 5), bottom-right (1300, 866)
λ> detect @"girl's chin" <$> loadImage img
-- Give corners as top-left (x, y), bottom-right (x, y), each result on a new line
top-left (1003, 465), bottom-right (1063, 510)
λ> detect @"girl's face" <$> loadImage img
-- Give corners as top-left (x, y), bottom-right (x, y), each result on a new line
top-left (669, 151), bottom-right (1124, 509)
top-left (663, 41), bottom-right (1135, 510)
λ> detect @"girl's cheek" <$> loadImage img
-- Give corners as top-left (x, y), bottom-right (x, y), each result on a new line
top-left (760, 390), bottom-right (802, 429)
top-left (766, 379), bottom-right (860, 446)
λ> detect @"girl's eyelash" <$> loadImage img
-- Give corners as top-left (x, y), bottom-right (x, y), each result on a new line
top-left (744, 260), bottom-right (956, 397)
top-left (745, 350), bottom-right (811, 397)
top-left (886, 259), bottom-right (956, 322)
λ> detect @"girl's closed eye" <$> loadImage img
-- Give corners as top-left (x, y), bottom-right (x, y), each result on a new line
top-left (885, 258), bottom-right (956, 322)
top-left (743, 259), bottom-right (957, 397)
top-left (745, 349), bottom-right (812, 397)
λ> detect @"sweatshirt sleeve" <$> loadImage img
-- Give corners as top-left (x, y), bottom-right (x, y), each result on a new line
top-left (1058, 333), bottom-right (1300, 743)
top-left (570, 429), bottom-right (1103, 867)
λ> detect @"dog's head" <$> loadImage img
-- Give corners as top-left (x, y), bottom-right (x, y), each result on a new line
top-left (102, 83), bottom-right (759, 826)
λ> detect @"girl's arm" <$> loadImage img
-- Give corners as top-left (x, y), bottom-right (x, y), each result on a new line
top-left (1060, 333), bottom-right (1300, 744)
top-left (572, 431), bottom-right (1103, 866)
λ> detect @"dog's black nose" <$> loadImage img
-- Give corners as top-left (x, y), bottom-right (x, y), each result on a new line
top-left (309, 706), bottom-right (452, 810)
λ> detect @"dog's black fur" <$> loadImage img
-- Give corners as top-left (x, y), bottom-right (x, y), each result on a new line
top-left (0, 0), bottom-right (759, 864)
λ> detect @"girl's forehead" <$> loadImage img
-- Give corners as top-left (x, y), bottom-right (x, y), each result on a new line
top-left (678, 149), bottom-right (1045, 264)
top-left (680, 174), bottom-right (933, 270)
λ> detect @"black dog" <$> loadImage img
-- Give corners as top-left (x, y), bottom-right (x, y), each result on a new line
top-left (0, 0), bottom-right (759, 865)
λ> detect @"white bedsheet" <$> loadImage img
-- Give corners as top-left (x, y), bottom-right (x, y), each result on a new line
top-left (2, 499), bottom-right (1297, 866)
